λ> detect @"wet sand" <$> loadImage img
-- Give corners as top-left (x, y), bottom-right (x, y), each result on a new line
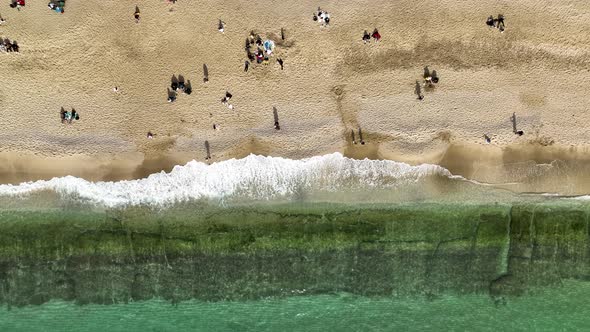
top-left (1, 0), bottom-right (590, 192)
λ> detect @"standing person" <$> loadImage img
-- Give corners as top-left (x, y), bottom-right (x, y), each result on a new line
top-left (134, 6), bottom-right (140, 23)
top-left (0, 14), bottom-right (6, 25)
top-left (277, 58), bottom-right (284, 70)
top-left (496, 14), bottom-right (505, 32)
top-left (324, 12), bottom-right (330, 25)
top-left (244, 60), bottom-right (250, 72)
top-left (486, 15), bottom-right (494, 28)
top-left (362, 30), bottom-right (371, 43)
top-left (218, 19), bottom-right (225, 33)
top-left (371, 28), bottom-right (381, 42)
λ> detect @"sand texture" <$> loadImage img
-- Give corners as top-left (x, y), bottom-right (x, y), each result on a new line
top-left (1, 0), bottom-right (590, 185)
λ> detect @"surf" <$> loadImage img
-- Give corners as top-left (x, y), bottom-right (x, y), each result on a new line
top-left (0, 153), bottom-right (457, 207)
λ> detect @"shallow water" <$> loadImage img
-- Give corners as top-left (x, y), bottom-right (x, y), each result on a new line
top-left (0, 154), bottom-right (589, 330)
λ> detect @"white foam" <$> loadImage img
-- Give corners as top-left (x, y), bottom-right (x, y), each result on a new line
top-left (0, 153), bottom-right (454, 207)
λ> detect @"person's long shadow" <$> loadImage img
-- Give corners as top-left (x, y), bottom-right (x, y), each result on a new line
top-left (415, 80), bottom-right (422, 98)
top-left (511, 112), bottom-right (517, 133)
top-left (273, 106), bottom-right (280, 130)
top-left (358, 127), bottom-right (365, 145)
top-left (423, 66), bottom-right (430, 79)
top-left (431, 70), bottom-right (438, 83)
top-left (205, 140), bottom-right (211, 160)
top-left (203, 64), bottom-right (209, 83)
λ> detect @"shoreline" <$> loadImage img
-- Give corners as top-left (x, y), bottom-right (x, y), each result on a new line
top-left (2, 140), bottom-right (590, 195)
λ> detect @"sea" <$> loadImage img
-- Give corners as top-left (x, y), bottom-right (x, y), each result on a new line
top-left (0, 153), bottom-right (588, 331)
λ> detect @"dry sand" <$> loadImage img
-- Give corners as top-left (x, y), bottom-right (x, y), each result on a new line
top-left (1, 0), bottom-right (590, 192)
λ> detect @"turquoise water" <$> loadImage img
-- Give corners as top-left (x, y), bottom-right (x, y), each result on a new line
top-left (1, 153), bottom-right (589, 330)
top-left (2, 280), bottom-right (589, 331)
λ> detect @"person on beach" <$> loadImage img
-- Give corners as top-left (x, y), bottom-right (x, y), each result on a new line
top-left (496, 14), bottom-right (505, 32)
top-left (3, 39), bottom-right (11, 52)
top-left (221, 91), bottom-right (233, 106)
top-left (69, 108), bottom-right (78, 123)
top-left (274, 121), bottom-right (280, 130)
top-left (183, 80), bottom-right (192, 95)
top-left (277, 58), bottom-right (284, 70)
top-left (371, 28), bottom-right (381, 42)
top-left (11, 0), bottom-right (25, 11)
top-left (486, 15), bottom-right (494, 28)
top-left (60, 108), bottom-right (66, 123)
top-left (222, 93), bottom-right (235, 109)
top-left (167, 88), bottom-right (176, 102)
top-left (256, 49), bottom-right (264, 64)
top-left (362, 30), bottom-right (371, 43)
top-left (218, 19), bottom-right (225, 33)
top-left (147, 131), bottom-right (154, 139)
top-left (484, 134), bottom-right (491, 143)
top-left (134, 6), bottom-right (140, 23)
top-left (0, 14), bottom-right (6, 25)
top-left (178, 77), bottom-right (185, 91)
top-left (244, 60), bottom-right (250, 72)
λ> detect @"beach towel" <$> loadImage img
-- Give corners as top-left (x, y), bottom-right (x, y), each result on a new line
top-left (263, 40), bottom-right (274, 51)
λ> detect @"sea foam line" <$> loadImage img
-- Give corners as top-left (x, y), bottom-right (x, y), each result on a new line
top-left (0, 153), bottom-right (454, 207)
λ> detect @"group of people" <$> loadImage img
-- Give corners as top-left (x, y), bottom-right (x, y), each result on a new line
top-left (59, 107), bottom-right (79, 124)
top-left (168, 74), bottom-right (191, 102)
top-left (0, 38), bottom-right (19, 52)
top-left (47, 1), bottom-right (65, 14)
top-left (362, 29), bottom-right (381, 43)
top-left (243, 31), bottom-right (283, 70)
top-left (312, 7), bottom-right (330, 26)
top-left (245, 32), bottom-right (274, 65)
top-left (415, 66), bottom-right (439, 100)
top-left (486, 14), bottom-right (506, 32)
top-left (221, 91), bottom-right (234, 110)
top-left (9, 0), bottom-right (25, 10)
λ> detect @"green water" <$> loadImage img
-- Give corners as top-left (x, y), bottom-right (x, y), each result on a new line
top-left (0, 198), bottom-right (589, 330)
top-left (2, 281), bottom-right (589, 332)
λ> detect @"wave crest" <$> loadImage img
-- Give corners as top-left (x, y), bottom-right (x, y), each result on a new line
top-left (0, 153), bottom-right (454, 207)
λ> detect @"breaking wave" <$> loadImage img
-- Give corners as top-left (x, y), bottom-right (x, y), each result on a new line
top-left (0, 153), bottom-right (458, 207)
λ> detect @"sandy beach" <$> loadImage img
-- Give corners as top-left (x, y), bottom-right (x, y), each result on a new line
top-left (1, 0), bottom-right (590, 189)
